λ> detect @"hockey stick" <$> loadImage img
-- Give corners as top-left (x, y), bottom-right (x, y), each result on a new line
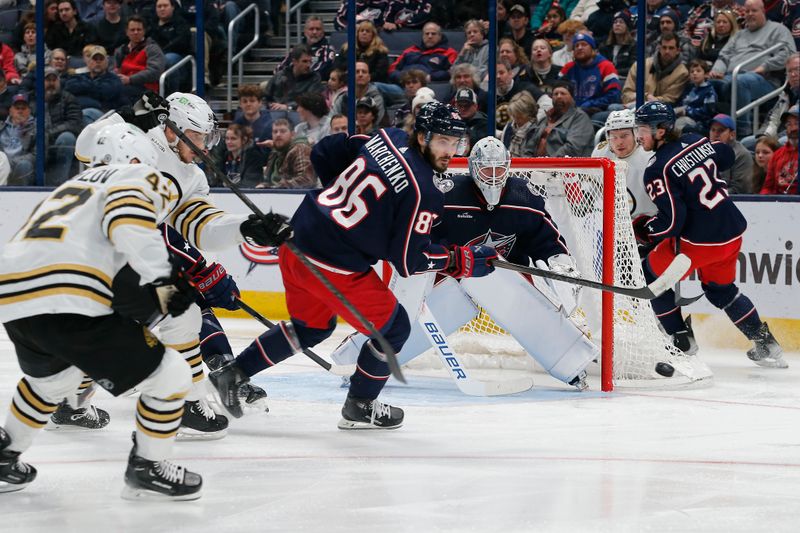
top-left (234, 297), bottom-right (333, 371)
top-left (673, 241), bottom-right (705, 306)
top-left (163, 118), bottom-right (405, 383)
top-left (492, 253), bottom-right (692, 300)
top-left (418, 303), bottom-right (533, 396)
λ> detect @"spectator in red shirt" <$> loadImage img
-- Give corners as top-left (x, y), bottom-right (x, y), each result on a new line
top-left (761, 106), bottom-right (799, 194)
top-left (389, 21), bottom-right (458, 83)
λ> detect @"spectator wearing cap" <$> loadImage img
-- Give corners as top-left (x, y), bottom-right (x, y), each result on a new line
top-left (710, 0), bottom-right (797, 137)
top-left (402, 86), bottom-right (435, 134)
top-left (0, 42), bottom-right (21, 86)
top-left (294, 92), bottom-right (331, 145)
top-left (40, 67), bottom-right (82, 185)
top-left (559, 33), bottom-right (622, 125)
top-left (454, 87), bottom-right (487, 149)
top-left (260, 118), bottom-right (318, 189)
top-left (46, 0), bottom-right (96, 57)
top-left (264, 43), bottom-right (326, 113)
top-left (234, 84), bottom-right (273, 145)
top-left (500, 90), bottom-right (538, 157)
top-left (149, 0), bottom-right (192, 93)
top-left (114, 15), bottom-right (166, 104)
top-left (446, 64), bottom-right (488, 112)
top-left (92, 0), bottom-right (127, 56)
top-left (15, 23), bottom-right (52, 78)
top-left (507, 3), bottom-right (536, 57)
top-left (355, 96), bottom-right (379, 135)
top-left (389, 21), bottom-right (458, 83)
top-left (454, 19), bottom-right (490, 81)
top-left (645, 7), bottom-right (694, 64)
top-left (393, 69), bottom-right (428, 127)
top-left (330, 60), bottom-right (385, 126)
top-left (708, 114), bottom-right (754, 193)
top-left (598, 11), bottom-right (636, 80)
top-left (528, 79), bottom-right (594, 157)
top-left (551, 20), bottom-right (587, 67)
top-left (0, 93), bottom-right (36, 185)
top-left (64, 45), bottom-right (124, 125)
top-left (622, 33), bottom-right (688, 107)
top-left (761, 106), bottom-right (799, 194)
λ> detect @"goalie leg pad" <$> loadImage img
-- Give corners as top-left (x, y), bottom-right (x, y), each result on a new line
top-left (461, 267), bottom-right (598, 384)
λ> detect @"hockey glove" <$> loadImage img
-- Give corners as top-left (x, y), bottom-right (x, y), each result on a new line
top-left (132, 91), bottom-right (170, 131)
top-left (632, 215), bottom-right (653, 245)
top-left (446, 244), bottom-right (498, 279)
top-left (151, 264), bottom-right (198, 318)
top-left (240, 212), bottom-right (294, 247)
top-left (111, 260), bottom-right (198, 323)
top-left (188, 260), bottom-right (240, 310)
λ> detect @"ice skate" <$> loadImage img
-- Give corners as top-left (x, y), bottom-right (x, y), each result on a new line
top-left (670, 316), bottom-right (699, 356)
top-left (238, 382), bottom-right (269, 414)
top-left (121, 433), bottom-right (202, 501)
top-left (208, 362), bottom-right (248, 418)
top-left (747, 323), bottom-right (787, 369)
top-left (568, 371), bottom-right (589, 391)
top-left (338, 395), bottom-right (404, 430)
top-left (47, 401), bottom-right (110, 431)
top-left (177, 399), bottom-right (228, 441)
top-left (0, 428), bottom-right (36, 493)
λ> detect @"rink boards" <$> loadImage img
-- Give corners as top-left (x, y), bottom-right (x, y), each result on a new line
top-left (1, 189), bottom-right (798, 349)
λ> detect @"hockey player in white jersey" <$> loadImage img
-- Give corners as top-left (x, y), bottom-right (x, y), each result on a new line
top-left (74, 92), bottom-right (287, 438)
top-left (332, 137), bottom-right (599, 390)
top-left (591, 109), bottom-right (658, 220)
top-left (0, 123), bottom-right (246, 499)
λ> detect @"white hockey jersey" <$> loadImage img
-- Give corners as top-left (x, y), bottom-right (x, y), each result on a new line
top-left (0, 164), bottom-right (174, 322)
top-left (591, 142), bottom-right (658, 220)
top-left (75, 114), bottom-right (248, 252)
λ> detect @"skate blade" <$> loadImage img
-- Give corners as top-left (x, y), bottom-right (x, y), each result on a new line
top-left (752, 356), bottom-right (789, 369)
top-left (0, 480), bottom-right (31, 493)
top-left (121, 484), bottom-right (202, 501)
top-left (45, 422), bottom-right (107, 432)
top-left (176, 428), bottom-right (227, 441)
top-left (337, 418), bottom-right (403, 430)
top-left (241, 400), bottom-right (269, 415)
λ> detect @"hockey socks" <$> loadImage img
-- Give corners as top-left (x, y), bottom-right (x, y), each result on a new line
top-left (702, 282), bottom-right (763, 340)
top-left (199, 309), bottom-right (234, 368)
top-left (348, 341), bottom-right (391, 400)
top-left (235, 321), bottom-right (301, 377)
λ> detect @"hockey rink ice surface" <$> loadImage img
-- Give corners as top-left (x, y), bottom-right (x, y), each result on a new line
top-left (1, 318), bottom-right (799, 533)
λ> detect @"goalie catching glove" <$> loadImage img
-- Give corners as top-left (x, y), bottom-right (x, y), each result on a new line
top-left (446, 244), bottom-right (498, 279)
top-left (188, 260), bottom-right (240, 310)
top-left (240, 212), bottom-right (294, 247)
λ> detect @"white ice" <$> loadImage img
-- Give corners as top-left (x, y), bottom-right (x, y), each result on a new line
top-left (1, 318), bottom-right (799, 533)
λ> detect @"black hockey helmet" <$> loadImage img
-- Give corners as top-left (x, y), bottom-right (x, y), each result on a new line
top-left (414, 101), bottom-right (468, 139)
top-left (634, 101), bottom-right (676, 133)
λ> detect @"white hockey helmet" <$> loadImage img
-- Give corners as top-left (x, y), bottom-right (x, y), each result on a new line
top-left (166, 92), bottom-right (221, 149)
top-left (469, 137), bottom-right (511, 207)
top-left (84, 122), bottom-right (159, 168)
top-left (604, 109), bottom-right (636, 132)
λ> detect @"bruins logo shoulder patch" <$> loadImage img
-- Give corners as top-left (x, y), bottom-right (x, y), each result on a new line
top-left (143, 326), bottom-right (159, 348)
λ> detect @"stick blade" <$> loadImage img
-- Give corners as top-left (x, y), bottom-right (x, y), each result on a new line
top-left (455, 377), bottom-right (534, 397)
top-left (646, 253), bottom-right (691, 298)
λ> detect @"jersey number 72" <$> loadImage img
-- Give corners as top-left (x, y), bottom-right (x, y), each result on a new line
top-left (317, 157), bottom-right (388, 229)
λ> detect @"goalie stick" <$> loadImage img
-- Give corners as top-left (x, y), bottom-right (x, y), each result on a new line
top-left (492, 253), bottom-right (692, 300)
top-left (418, 303), bottom-right (533, 396)
top-left (164, 118), bottom-right (406, 384)
top-left (234, 297), bottom-right (332, 371)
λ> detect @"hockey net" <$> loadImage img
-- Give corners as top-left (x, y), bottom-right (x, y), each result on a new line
top-left (437, 157), bottom-right (712, 391)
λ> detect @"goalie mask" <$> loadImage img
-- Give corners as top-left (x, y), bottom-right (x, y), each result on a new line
top-left (469, 137), bottom-right (511, 207)
top-left (85, 122), bottom-right (159, 168)
top-left (166, 92), bottom-right (221, 150)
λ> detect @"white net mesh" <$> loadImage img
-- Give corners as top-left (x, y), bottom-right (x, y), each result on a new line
top-left (442, 158), bottom-right (713, 389)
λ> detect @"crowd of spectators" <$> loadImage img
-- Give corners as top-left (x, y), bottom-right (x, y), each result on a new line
top-left (1, 0), bottom-right (799, 195)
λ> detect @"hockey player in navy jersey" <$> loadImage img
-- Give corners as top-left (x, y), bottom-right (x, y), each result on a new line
top-left (331, 137), bottom-right (599, 390)
top-left (633, 101), bottom-right (785, 368)
top-left (213, 102), bottom-right (499, 429)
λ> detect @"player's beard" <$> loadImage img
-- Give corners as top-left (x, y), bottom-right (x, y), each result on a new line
top-left (423, 144), bottom-right (451, 173)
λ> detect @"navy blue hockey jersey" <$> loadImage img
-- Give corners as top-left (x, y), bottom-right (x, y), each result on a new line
top-left (433, 175), bottom-right (570, 265)
top-left (641, 133), bottom-right (747, 245)
top-left (292, 128), bottom-right (450, 277)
